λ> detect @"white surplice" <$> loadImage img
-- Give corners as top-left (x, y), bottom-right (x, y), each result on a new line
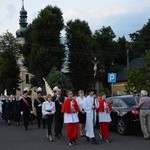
top-left (83, 95), bottom-right (98, 138)
top-left (98, 102), bottom-right (112, 122)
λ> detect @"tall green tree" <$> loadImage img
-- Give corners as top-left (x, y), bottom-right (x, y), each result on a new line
top-left (116, 36), bottom-right (127, 67)
top-left (22, 5), bottom-right (64, 86)
top-left (93, 26), bottom-right (119, 89)
top-left (0, 32), bottom-right (20, 94)
top-left (126, 50), bottom-right (150, 93)
top-left (129, 19), bottom-right (150, 58)
top-left (65, 19), bottom-right (94, 92)
top-left (46, 67), bottom-right (73, 95)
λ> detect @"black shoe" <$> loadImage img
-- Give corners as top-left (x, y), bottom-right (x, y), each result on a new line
top-left (105, 138), bottom-right (111, 143)
top-left (60, 133), bottom-right (62, 137)
top-left (25, 128), bottom-right (28, 131)
top-left (55, 135), bottom-right (61, 139)
top-left (43, 125), bottom-right (46, 129)
top-left (72, 140), bottom-right (76, 144)
top-left (86, 136), bottom-right (90, 142)
top-left (68, 141), bottom-right (74, 146)
top-left (92, 140), bottom-right (99, 145)
top-left (91, 138), bottom-right (99, 145)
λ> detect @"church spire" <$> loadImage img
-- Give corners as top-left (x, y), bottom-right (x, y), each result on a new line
top-left (16, 0), bottom-right (28, 38)
top-left (22, 0), bottom-right (24, 8)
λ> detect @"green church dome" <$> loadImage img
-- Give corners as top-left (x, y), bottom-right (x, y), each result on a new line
top-left (16, 0), bottom-right (28, 38)
top-left (16, 28), bottom-right (27, 38)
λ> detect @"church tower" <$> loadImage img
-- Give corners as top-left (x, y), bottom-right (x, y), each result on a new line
top-left (16, 0), bottom-right (33, 95)
top-left (16, 0), bottom-right (27, 45)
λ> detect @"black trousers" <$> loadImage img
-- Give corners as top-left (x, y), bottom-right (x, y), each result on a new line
top-left (36, 111), bottom-right (46, 128)
top-left (47, 115), bottom-right (54, 136)
top-left (23, 112), bottom-right (30, 130)
top-left (54, 113), bottom-right (64, 136)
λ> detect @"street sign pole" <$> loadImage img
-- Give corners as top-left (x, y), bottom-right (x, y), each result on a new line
top-left (108, 73), bottom-right (116, 96)
top-left (111, 82), bottom-right (113, 97)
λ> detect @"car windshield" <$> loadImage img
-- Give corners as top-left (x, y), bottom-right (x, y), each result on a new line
top-left (120, 97), bottom-right (136, 107)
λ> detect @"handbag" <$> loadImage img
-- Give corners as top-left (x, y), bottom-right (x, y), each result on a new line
top-left (42, 114), bottom-right (48, 119)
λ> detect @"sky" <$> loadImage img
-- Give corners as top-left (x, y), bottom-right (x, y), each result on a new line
top-left (0, 0), bottom-right (150, 40)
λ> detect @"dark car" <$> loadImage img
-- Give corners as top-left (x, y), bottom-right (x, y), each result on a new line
top-left (107, 95), bottom-right (140, 135)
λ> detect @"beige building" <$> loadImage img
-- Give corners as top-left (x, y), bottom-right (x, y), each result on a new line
top-left (113, 58), bottom-right (144, 96)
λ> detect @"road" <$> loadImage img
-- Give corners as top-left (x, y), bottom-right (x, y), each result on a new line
top-left (0, 118), bottom-right (149, 150)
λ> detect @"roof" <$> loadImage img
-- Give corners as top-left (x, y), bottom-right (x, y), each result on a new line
top-left (117, 58), bottom-right (144, 82)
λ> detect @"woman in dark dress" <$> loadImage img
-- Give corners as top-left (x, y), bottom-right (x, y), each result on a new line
top-left (2, 96), bottom-right (12, 125)
top-left (76, 90), bottom-right (86, 136)
top-left (13, 96), bottom-right (21, 126)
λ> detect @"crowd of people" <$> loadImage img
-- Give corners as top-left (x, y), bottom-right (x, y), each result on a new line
top-left (0, 87), bottom-right (150, 146)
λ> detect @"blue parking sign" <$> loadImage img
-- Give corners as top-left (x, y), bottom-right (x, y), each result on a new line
top-left (108, 73), bottom-right (116, 83)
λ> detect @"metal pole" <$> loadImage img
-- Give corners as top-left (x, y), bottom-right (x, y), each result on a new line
top-left (111, 82), bottom-right (113, 97)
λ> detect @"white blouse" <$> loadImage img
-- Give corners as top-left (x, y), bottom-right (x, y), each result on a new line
top-left (42, 101), bottom-right (55, 115)
top-left (76, 96), bottom-right (85, 111)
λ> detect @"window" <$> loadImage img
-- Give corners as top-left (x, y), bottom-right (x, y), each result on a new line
top-left (25, 74), bottom-right (29, 84)
top-left (110, 98), bottom-right (126, 108)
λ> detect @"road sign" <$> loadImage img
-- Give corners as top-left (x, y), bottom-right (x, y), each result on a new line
top-left (108, 73), bottom-right (116, 83)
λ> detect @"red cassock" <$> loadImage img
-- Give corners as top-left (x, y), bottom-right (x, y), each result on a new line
top-left (97, 99), bottom-right (112, 112)
top-left (61, 98), bottom-right (80, 142)
top-left (97, 99), bottom-right (112, 139)
top-left (62, 98), bottom-right (80, 113)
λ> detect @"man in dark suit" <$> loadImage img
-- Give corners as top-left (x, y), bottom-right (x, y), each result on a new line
top-left (52, 88), bottom-right (64, 138)
top-left (20, 87), bottom-right (32, 130)
top-left (34, 87), bottom-right (45, 129)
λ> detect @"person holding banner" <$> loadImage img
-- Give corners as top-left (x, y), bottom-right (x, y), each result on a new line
top-left (34, 87), bottom-right (46, 129)
top-left (61, 90), bottom-right (80, 146)
top-left (20, 87), bottom-right (32, 130)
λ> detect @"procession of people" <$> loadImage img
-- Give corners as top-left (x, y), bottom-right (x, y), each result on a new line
top-left (0, 87), bottom-right (150, 146)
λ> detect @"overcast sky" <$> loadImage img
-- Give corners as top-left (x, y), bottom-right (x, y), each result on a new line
top-left (0, 0), bottom-right (150, 40)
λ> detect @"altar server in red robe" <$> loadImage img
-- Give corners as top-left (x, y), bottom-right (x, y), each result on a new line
top-left (97, 92), bottom-right (112, 143)
top-left (61, 90), bottom-right (80, 146)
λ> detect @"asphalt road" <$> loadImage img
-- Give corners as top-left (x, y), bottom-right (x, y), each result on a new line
top-left (0, 118), bottom-right (149, 150)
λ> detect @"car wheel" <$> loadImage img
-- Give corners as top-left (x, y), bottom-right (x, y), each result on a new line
top-left (117, 119), bottom-right (127, 135)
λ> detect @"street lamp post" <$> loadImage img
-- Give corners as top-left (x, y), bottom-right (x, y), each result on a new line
top-left (92, 57), bottom-right (99, 91)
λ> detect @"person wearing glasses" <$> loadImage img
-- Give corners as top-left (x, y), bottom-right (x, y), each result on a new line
top-left (61, 90), bottom-right (80, 146)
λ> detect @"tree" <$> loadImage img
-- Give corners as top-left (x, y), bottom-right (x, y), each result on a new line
top-left (46, 68), bottom-right (73, 95)
top-left (129, 19), bottom-right (150, 58)
top-left (22, 5), bottom-right (64, 86)
top-left (126, 50), bottom-right (150, 94)
top-left (0, 32), bottom-right (20, 94)
top-left (93, 26), bottom-right (119, 90)
top-left (116, 36), bottom-right (127, 67)
top-left (65, 19), bottom-right (94, 92)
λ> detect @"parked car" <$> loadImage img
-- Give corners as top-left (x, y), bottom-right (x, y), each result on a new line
top-left (107, 95), bottom-right (140, 135)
